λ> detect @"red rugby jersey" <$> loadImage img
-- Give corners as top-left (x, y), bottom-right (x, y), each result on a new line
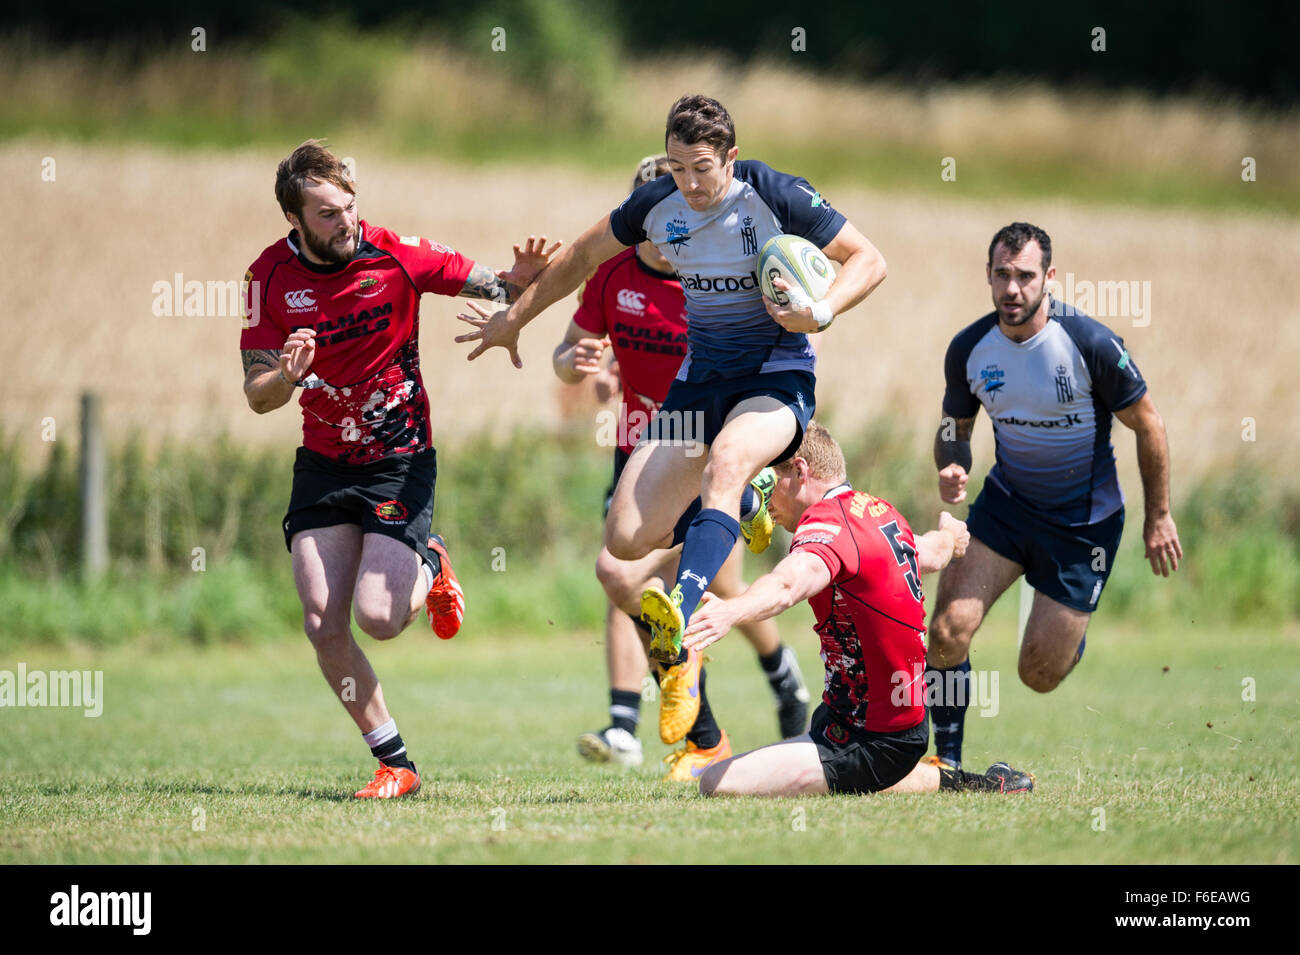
top-left (573, 247), bottom-right (688, 454)
top-left (240, 222), bottom-right (473, 464)
top-left (790, 486), bottom-right (929, 733)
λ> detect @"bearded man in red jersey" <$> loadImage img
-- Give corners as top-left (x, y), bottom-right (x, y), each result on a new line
top-left (240, 140), bottom-right (556, 799)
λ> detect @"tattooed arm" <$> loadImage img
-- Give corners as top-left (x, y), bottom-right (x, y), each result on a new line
top-left (460, 236), bottom-right (562, 304)
top-left (459, 263), bottom-right (517, 305)
top-left (242, 328), bottom-right (317, 414)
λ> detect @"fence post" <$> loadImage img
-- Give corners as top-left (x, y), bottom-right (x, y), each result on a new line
top-left (80, 392), bottom-right (108, 578)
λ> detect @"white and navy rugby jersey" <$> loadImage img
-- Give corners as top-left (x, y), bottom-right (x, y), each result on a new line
top-left (942, 300), bottom-right (1147, 526)
top-left (609, 160), bottom-right (846, 382)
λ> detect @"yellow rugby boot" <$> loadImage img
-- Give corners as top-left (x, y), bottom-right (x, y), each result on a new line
top-left (657, 645), bottom-right (703, 744)
top-left (741, 468), bottom-right (776, 554)
top-left (641, 584), bottom-right (685, 665)
top-left (663, 729), bottom-right (732, 783)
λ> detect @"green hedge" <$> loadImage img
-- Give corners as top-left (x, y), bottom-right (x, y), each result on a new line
top-left (0, 422), bottom-right (1296, 647)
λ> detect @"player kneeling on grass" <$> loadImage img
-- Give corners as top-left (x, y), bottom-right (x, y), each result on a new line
top-left (682, 422), bottom-right (1033, 797)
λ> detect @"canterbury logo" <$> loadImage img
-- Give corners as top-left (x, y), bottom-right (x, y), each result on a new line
top-left (284, 289), bottom-right (316, 309)
top-left (617, 289), bottom-right (647, 311)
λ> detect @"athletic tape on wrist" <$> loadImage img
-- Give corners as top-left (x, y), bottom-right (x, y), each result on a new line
top-left (811, 300), bottom-right (834, 330)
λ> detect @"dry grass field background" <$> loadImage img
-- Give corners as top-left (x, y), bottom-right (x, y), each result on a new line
top-left (5, 138), bottom-right (1299, 497)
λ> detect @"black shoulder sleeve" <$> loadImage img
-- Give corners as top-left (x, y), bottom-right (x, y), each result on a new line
top-left (1054, 303), bottom-right (1148, 412)
top-left (609, 175), bottom-right (678, 247)
top-left (736, 160), bottom-right (847, 248)
top-left (941, 314), bottom-right (996, 419)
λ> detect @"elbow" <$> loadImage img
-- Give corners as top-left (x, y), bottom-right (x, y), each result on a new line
top-left (551, 353), bottom-right (578, 384)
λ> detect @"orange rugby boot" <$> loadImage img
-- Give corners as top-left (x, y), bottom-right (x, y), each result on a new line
top-left (657, 645), bottom-right (704, 744)
top-left (425, 534), bottom-right (465, 639)
top-left (354, 762), bottom-right (422, 799)
top-left (663, 729), bottom-right (732, 782)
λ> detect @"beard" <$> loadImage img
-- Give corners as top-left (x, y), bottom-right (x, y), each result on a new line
top-left (998, 286), bottom-right (1047, 326)
top-left (300, 220), bottom-right (357, 264)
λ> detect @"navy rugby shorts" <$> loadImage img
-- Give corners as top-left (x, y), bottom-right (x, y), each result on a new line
top-left (967, 477), bottom-right (1124, 613)
top-left (655, 369), bottom-right (815, 466)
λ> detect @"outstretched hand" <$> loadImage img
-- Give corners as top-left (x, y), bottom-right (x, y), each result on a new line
top-left (455, 300), bottom-right (522, 368)
top-left (682, 593), bottom-right (737, 652)
top-left (497, 235), bottom-right (562, 290)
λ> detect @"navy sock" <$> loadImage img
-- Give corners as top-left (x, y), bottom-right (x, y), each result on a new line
top-left (927, 660), bottom-right (971, 766)
top-left (669, 487), bottom-right (757, 548)
top-left (675, 509), bottom-right (740, 627)
top-left (684, 667), bottom-right (721, 749)
top-left (609, 688), bottom-right (641, 735)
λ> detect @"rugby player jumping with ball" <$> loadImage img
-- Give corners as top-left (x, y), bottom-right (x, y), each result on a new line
top-left (459, 99), bottom-right (887, 768)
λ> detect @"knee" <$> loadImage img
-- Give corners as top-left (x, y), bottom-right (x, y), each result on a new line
top-left (595, 549), bottom-right (641, 610)
top-left (303, 613), bottom-right (351, 653)
top-left (604, 529), bottom-right (650, 563)
top-left (353, 602), bottom-right (404, 641)
top-left (698, 763), bottom-right (726, 797)
top-left (1018, 654), bottom-right (1064, 693)
top-left (927, 609), bottom-right (975, 664)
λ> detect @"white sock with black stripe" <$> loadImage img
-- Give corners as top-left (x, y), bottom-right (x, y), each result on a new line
top-left (362, 717), bottom-right (413, 770)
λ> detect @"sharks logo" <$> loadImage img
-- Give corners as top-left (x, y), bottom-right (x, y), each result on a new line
top-left (665, 217), bottom-right (691, 255)
top-left (980, 364), bottom-right (1006, 402)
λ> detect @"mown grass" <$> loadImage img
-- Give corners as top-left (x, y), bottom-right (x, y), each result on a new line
top-left (0, 612), bottom-right (1295, 864)
top-left (3, 19), bottom-right (1297, 215)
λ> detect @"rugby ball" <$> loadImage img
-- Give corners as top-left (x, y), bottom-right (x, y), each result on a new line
top-left (758, 234), bottom-right (835, 306)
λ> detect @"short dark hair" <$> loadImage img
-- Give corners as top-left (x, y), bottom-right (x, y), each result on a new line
top-left (665, 95), bottom-right (735, 155)
top-left (275, 139), bottom-right (355, 219)
top-left (988, 222), bottom-right (1052, 271)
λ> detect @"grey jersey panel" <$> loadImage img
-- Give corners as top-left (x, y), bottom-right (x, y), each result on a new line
top-left (610, 160), bottom-right (846, 381)
top-left (942, 301), bottom-right (1147, 525)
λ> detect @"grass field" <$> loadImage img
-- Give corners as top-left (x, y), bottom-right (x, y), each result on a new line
top-left (3, 604), bottom-right (1296, 864)
top-left (4, 19), bottom-right (1298, 871)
